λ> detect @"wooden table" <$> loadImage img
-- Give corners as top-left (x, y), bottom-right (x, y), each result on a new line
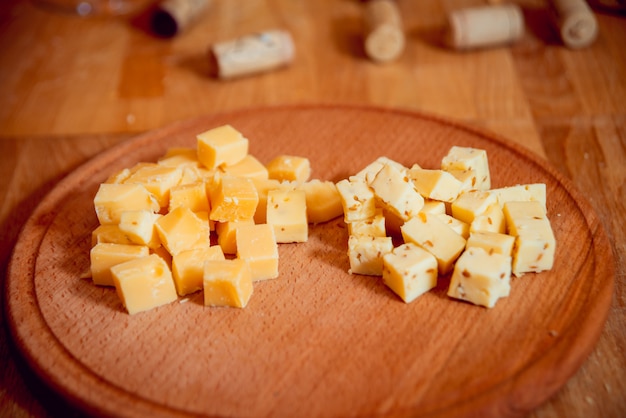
top-left (1, 0), bottom-right (624, 416)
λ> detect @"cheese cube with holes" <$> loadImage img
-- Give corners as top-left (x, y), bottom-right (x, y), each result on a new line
top-left (118, 210), bottom-right (162, 249)
top-left (451, 190), bottom-right (498, 225)
top-left (336, 177), bottom-right (377, 222)
top-left (172, 244), bottom-right (225, 296)
top-left (90, 243), bottom-right (150, 287)
top-left (216, 219), bottom-right (255, 254)
top-left (124, 164), bottom-right (183, 208)
top-left (210, 176), bottom-right (259, 222)
top-left (447, 247), bottom-right (511, 308)
top-left (300, 179), bottom-right (344, 224)
top-left (466, 231), bottom-right (515, 257)
top-left (441, 146), bottom-right (491, 190)
top-left (266, 188), bottom-right (308, 243)
top-left (168, 181), bottom-right (210, 213)
top-left (401, 212), bottom-right (466, 275)
top-left (348, 235), bottom-right (394, 276)
top-left (348, 208), bottom-right (386, 238)
top-left (266, 155), bottom-right (311, 183)
top-left (197, 124), bottom-right (249, 169)
top-left (111, 254), bottom-right (178, 315)
top-left (382, 243), bottom-right (439, 303)
top-left (94, 183), bottom-right (160, 225)
top-left (409, 168), bottom-right (463, 203)
top-left (236, 223), bottom-right (279, 281)
top-left (203, 258), bottom-right (253, 308)
top-left (220, 154), bottom-right (269, 181)
top-left (368, 163), bottom-right (424, 221)
top-left (155, 206), bottom-right (211, 256)
top-left (470, 203), bottom-right (505, 234)
top-left (503, 201), bottom-right (556, 277)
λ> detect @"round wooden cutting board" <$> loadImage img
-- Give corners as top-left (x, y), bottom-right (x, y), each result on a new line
top-left (5, 105), bottom-right (614, 418)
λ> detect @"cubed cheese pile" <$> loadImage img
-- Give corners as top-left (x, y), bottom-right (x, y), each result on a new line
top-left (336, 147), bottom-right (556, 308)
top-left (89, 124), bottom-right (344, 315)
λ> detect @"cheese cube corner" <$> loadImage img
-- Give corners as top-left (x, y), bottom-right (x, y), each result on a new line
top-left (210, 176), bottom-right (259, 223)
top-left (441, 146), bottom-right (491, 190)
top-left (266, 188), bottom-right (308, 243)
top-left (197, 124), bottom-right (249, 169)
top-left (155, 206), bottom-right (211, 256)
top-left (236, 223), bottom-right (279, 281)
top-left (347, 235), bottom-right (393, 276)
top-left (368, 163), bottom-right (424, 221)
top-left (90, 243), bottom-right (150, 287)
top-left (382, 243), bottom-right (438, 303)
top-left (301, 179), bottom-right (344, 224)
top-left (203, 258), bottom-right (254, 308)
top-left (266, 155), bottom-right (311, 183)
top-left (335, 177), bottom-right (377, 222)
top-left (172, 244), bottom-right (225, 296)
top-left (94, 183), bottom-right (159, 225)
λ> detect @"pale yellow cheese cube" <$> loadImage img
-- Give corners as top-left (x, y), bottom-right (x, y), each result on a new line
top-left (91, 224), bottom-right (135, 246)
top-left (470, 203), bottom-right (506, 234)
top-left (220, 154), bottom-right (269, 181)
top-left (155, 206), bottom-right (211, 256)
top-left (197, 124), bottom-right (249, 169)
top-left (266, 188), bottom-right (308, 243)
top-left (266, 155), bottom-right (311, 183)
top-left (347, 208), bottom-right (386, 238)
top-left (421, 199), bottom-right (447, 215)
top-left (90, 243), bottom-right (150, 287)
top-left (168, 181), bottom-right (210, 213)
top-left (335, 177), bottom-right (376, 222)
top-left (450, 190), bottom-right (498, 225)
top-left (210, 176), bottom-right (259, 223)
top-left (466, 231), bottom-right (515, 256)
top-left (236, 223), bottom-right (279, 281)
top-left (118, 210), bottom-right (162, 249)
top-left (445, 168), bottom-right (478, 193)
top-left (368, 163), bottom-right (424, 221)
top-left (157, 148), bottom-right (200, 168)
top-left (401, 212), bottom-right (466, 275)
top-left (490, 183), bottom-right (547, 212)
top-left (111, 254), bottom-right (178, 315)
top-left (216, 219), bottom-right (255, 254)
top-left (355, 156), bottom-right (409, 182)
top-left (300, 179), bottom-right (344, 224)
top-left (124, 164), bottom-right (183, 208)
top-left (441, 146), bottom-right (491, 190)
top-left (203, 258), bottom-right (253, 308)
top-left (447, 247), bottom-right (511, 308)
top-left (172, 244), bottom-right (225, 296)
top-left (409, 168), bottom-right (463, 203)
top-left (503, 201), bottom-right (556, 277)
top-left (347, 235), bottom-right (394, 276)
top-left (382, 243), bottom-right (438, 303)
top-left (436, 213), bottom-right (470, 239)
top-left (104, 168), bottom-right (132, 184)
top-left (93, 183), bottom-right (159, 225)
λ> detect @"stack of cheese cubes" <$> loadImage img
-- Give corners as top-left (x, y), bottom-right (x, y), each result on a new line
top-left (89, 124), bottom-right (343, 315)
top-left (336, 147), bottom-right (556, 308)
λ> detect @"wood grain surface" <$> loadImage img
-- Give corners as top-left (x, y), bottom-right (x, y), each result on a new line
top-left (1, 0), bottom-right (625, 417)
top-left (5, 106), bottom-right (615, 417)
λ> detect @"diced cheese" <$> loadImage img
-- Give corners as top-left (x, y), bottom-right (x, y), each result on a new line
top-left (469, 203), bottom-right (505, 234)
top-left (354, 156), bottom-right (408, 181)
top-left (197, 124), bottom-right (249, 169)
top-left (93, 183), bottom-right (159, 225)
top-left (266, 155), bottom-right (311, 183)
top-left (421, 199), bottom-right (447, 215)
top-left (155, 206), bottom-right (211, 256)
top-left (300, 179), bottom-right (344, 224)
top-left (409, 168), bottom-right (463, 203)
top-left (216, 219), bottom-right (255, 254)
top-left (441, 146), bottom-right (491, 190)
top-left (252, 178), bottom-right (283, 224)
top-left (172, 244), bottom-right (225, 296)
top-left (450, 190), bottom-right (498, 225)
top-left (111, 254), bottom-right (178, 315)
top-left (347, 208), bottom-right (386, 238)
top-left (401, 212), bottom-right (466, 275)
top-left (124, 164), bottom-right (183, 208)
top-left (91, 224), bottom-right (135, 246)
top-left (445, 168), bottom-right (478, 193)
top-left (220, 154), bottom-right (269, 181)
top-left (168, 181), bottom-right (210, 213)
top-left (503, 201), bottom-right (556, 277)
top-left (466, 231), bottom-right (515, 256)
top-left (436, 213), bottom-right (470, 239)
top-left (368, 163), bottom-right (424, 221)
top-left (447, 247), bottom-right (511, 308)
top-left (236, 223), bottom-right (279, 281)
top-left (382, 243), bottom-right (438, 303)
top-left (490, 183), bottom-right (547, 212)
top-left (203, 258), bottom-right (253, 308)
top-left (90, 243), bottom-right (150, 287)
top-left (347, 235), bottom-right (394, 276)
top-left (210, 176), bottom-right (259, 223)
top-left (118, 210), bottom-right (162, 249)
top-left (335, 177), bottom-right (377, 222)
top-left (157, 148), bottom-right (200, 168)
top-left (266, 188), bottom-right (308, 243)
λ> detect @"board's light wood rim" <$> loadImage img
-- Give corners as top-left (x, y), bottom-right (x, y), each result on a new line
top-left (4, 104), bottom-right (615, 418)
